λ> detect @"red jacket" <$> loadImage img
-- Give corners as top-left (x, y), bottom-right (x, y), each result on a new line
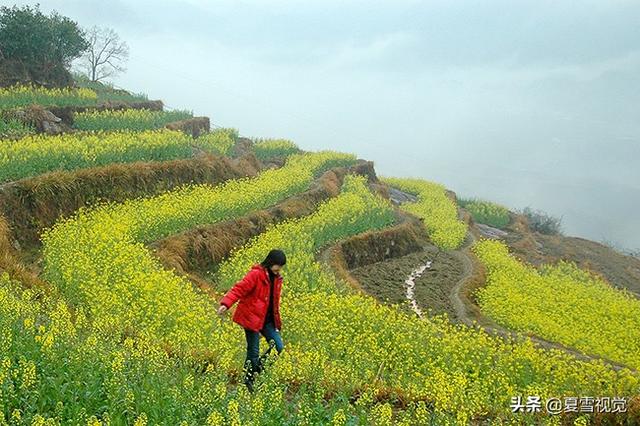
top-left (220, 263), bottom-right (283, 332)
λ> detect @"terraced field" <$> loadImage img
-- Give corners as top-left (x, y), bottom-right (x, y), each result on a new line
top-left (0, 84), bottom-right (638, 425)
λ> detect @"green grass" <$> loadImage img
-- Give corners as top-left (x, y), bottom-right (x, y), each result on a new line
top-left (72, 108), bottom-right (193, 131)
top-left (0, 129), bottom-right (235, 183)
top-left (252, 138), bottom-right (301, 160)
top-left (458, 197), bottom-right (510, 229)
top-left (0, 117), bottom-right (33, 139)
top-left (0, 83), bottom-right (98, 109)
top-left (72, 72), bottom-right (149, 103)
top-left (197, 128), bottom-right (238, 155)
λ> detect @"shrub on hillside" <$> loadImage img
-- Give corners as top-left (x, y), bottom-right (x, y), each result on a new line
top-left (519, 206), bottom-right (563, 235)
top-left (600, 238), bottom-right (640, 259)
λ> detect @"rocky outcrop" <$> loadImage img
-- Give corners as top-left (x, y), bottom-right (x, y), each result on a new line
top-left (165, 116), bottom-right (210, 138)
top-left (2, 105), bottom-right (70, 135)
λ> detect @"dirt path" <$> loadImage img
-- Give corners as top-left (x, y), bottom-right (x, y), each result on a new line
top-left (448, 224), bottom-right (636, 373)
top-left (315, 185), bottom-right (637, 373)
top-left (448, 231), bottom-right (477, 325)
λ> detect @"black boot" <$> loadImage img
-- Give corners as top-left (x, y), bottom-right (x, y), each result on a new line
top-left (257, 340), bottom-right (276, 373)
top-left (244, 375), bottom-right (255, 393)
top-left (243, 360), bottom-right (256, 393)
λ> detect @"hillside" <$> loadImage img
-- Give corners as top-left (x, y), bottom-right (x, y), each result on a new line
top-left (0, 82), bottom-right (639, 425)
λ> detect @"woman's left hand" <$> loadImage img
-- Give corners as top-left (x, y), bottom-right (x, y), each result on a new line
top-left (217, 305), bottom-right (228, 316)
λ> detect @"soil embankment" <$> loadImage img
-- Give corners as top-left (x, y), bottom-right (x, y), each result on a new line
top-left (497, 216), bottom-right (640, 296)
top-left (151, 160), bottom-right (379, 295)
top-left (0, 151), bottom-right (262, 249)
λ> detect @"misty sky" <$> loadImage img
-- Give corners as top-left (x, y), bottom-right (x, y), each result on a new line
top-left (18, 0), bottom-right (640, 250)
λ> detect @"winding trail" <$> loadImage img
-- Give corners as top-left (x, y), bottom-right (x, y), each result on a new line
top-left (315, 186), bottom-right (638, 373)
top-left (448, 230), bottom-right (478, 326)
top-left (447, 222), bottom-right (636, 373)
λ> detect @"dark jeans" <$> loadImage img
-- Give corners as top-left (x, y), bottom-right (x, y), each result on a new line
top-left (243, 319), bottom-right (284, 383)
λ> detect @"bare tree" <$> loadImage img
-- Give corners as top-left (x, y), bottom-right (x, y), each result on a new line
top-left (77, 25), bottom-right (129, 82)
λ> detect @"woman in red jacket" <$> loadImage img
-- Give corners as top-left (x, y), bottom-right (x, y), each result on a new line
top-left (217, 249), bottom-right (286, 392)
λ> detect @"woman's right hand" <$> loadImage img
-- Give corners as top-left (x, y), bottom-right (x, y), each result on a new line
top-left (217, 304), bottom-right (228, 316)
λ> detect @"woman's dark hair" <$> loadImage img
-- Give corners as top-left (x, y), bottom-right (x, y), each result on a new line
top-left (260, 249), bottom-right (287, 268)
